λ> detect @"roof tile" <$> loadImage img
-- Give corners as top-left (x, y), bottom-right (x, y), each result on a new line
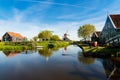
top-left (110, 14), bottom-right (120, 28)
top-left (7, 32), bottom-right (23, 38)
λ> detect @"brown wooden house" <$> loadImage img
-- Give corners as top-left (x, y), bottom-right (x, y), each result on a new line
top-left (2, 32), bottom-right (25, 42)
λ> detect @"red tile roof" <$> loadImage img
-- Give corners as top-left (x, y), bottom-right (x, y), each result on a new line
top-left (7, 32), bottom-right (24, 38)
top-left (110, 14), bottom-right (120, 28)
top-left (95, 31), bottom-right (101, 37)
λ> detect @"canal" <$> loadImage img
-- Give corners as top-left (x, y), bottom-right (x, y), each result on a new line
top-left (0, 45), bottom-right (119, 80)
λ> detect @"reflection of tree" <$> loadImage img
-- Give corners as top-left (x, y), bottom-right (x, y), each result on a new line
top-left (51, 47), bottom-right (59, 52)
top-left (3, 50), bottom-right (21, 57)
top-left (38, 48), bottom-right (53, 60)
top-left (64, 46), bottom-right (67, 51)
top-left (78, 51), bottom-right (95, 65)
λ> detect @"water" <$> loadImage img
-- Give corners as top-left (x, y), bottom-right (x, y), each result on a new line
top-left (0, 45), bottom-right (119, 80)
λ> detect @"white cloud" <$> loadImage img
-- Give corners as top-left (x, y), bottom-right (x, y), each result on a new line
top-left (0, 8), bottom-right (106, 41)
top-left (0, 19), bottom-right (41, 39)
top-left (1, 0), bottom-right (120, 41)
top-left (0, 16), bottom-right (81, 41)
top-left (18, 0), bottom-right (96, 9)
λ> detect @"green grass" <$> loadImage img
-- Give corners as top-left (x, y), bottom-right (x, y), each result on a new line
top-left (0, 41), bottom-right (70, 50)
top-left (0, 42), bottom-right (32, 50)
top-left (82, 46), bottom-right (120, 54)
top-left (83, 46), bottom-right (104, 53)
top-left (0, 46), bottom-right (32, 50)
top-left (80, 45), bottom-right (120, 57)
top-left (0, 42), bottom-right (5, 46)
top-left (37, 41), bottom-right (70, 48)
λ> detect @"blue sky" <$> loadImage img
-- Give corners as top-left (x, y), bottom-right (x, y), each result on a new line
top-left (0, 0), bottom-right (120, 40)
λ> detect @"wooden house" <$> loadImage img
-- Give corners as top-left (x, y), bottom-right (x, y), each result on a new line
top-left (100, 14), bottom-right (120, 46)
top-left (2, 32), bottom-right (25, 42)
top-left (91, 31), bottom-right (101, 42)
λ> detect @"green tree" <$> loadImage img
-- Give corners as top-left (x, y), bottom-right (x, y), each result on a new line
top-left (51, 35), bottom-right (60, 41)
top-left (33, 36), bottom-right (38, 41)
top-left (38, 30), bottom-right (53, 41)
top-left (78, 24), bottom-right (96, 41)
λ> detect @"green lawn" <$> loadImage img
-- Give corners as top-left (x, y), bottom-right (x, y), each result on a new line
top-left (78, 45), bottom-right (120, 57)
top-left (37, 41), bottom-right (70, 48)
top-left (0, 46), bottom-right (32, 50)
top-left (0, 41), bottom-right (70, 50)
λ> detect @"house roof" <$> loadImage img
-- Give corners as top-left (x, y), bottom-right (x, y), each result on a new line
top-left (110, 14), bottom-right (120, 28)
top-left (7, 32), bottom-right (24, 38)
top-left (93, 31), bottom-right (101, 37)
top-left (3, 51), bottom-right (21, 57)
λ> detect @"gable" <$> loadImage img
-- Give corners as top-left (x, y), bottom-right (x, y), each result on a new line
top-left (95, 32), bottom-right (101, 37)
top-left (102, 16), bottom-right (115, 31)
top-left (92, 32), bottom-right (101, 38)
top-left (3, 32), bottom-right (11, 38)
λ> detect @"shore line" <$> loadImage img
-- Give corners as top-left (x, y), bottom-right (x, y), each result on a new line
top-left (77, 44), bottom-right (120, 58)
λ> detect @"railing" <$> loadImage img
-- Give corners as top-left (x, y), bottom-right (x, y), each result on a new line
top-left (106, 35), bottom-right (120, 43)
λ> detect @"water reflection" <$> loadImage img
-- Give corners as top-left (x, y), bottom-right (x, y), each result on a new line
top-left (3, 50), bottom-right (22, 57)
top-left (38, 47), bottom-right (60, 60)
top-left (78, 57), bottom-right (95, 65)
top-left (0, 45), bottom-right (119, 80)
top-left (38, 48), bottom-right (53, 60)
top-left (2, 50), bottom-right (36, 58)
top-left (102, 58), bottom-right (120, 80)
top-left (78, 51), bottom-right (95, 65)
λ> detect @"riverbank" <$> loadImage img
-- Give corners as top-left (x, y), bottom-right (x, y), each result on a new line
top-left (78, 44), bottom-right (120, 58)
top-left (0, 42), bottom-right (32, 50)
top-left (0, 46), bottom-right (32, 50)
top-left (0, 41), bottom-right (70, 50)
top-left (36, 41), bottom-right (70, 48)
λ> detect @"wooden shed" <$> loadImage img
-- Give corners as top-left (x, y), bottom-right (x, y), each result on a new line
top-left (2, 32), bottom-right (25, 42)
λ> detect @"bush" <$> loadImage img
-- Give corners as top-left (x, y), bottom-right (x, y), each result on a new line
top-left (48, 44), bottom-right (54, 48)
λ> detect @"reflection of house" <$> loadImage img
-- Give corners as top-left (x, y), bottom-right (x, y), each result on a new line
top-left (63, 33), bottom-right (70, 41)
top-left (3, 51), bottom-right (21, 57)
top-left (100, 14), bottom-right (120, 46)
top-left (2, 32), bottom-right (25, 42)
top-left (102, 59), bottom-right (120, 80)
top-left (91, 31), bottom-right (101, 42)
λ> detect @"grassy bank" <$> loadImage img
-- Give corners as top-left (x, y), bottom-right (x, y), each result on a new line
top-left (0, 46), bottom-right (32, 50)
top-left (37, 41), bottom-right (70, 48)
top-left (80, 45), bottom-right (120, 57)
top-left (0, 42), bottom-right (32, 50)
top-left (0, 41), bottom-right (70, 50)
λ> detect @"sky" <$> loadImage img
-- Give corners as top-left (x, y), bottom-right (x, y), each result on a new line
top-left (0, 0), bottom-right (120, 40)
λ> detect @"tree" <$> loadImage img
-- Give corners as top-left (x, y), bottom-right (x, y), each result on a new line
top-left (78, 24), bottom-right (96, 41)
top-left (33, 36), bottom-right (38, 41)
top-left (38, 30), bottom-right (53, 41)
top-left (51, 35), bottom-right (60, 41)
